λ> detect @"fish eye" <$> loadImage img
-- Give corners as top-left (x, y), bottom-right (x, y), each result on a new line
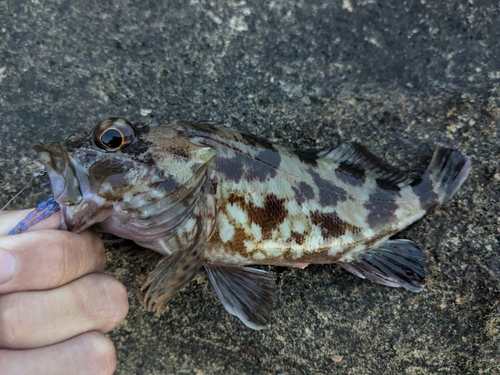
top-left (92, 118), bottom-right (136, 151)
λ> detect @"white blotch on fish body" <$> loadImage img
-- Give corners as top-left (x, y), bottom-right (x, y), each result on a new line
top-left (244, 239), bottom-right (255, 253)
top-left (291, 219), bottom-right (306, 234)
top-left (279, 219), bottom-right (292, 239)
top-left (249, 223), bottom-right (262, 242)
top-left (218, 213), bottom-right (235, 243)
top-left (289, 245), bottom-right (304, 259)
top-left (226, 203), bottom-right (248, 226)
top-left (252, 251), bottom-right (266, 260)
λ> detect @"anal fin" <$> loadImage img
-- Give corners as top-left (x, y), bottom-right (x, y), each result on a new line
top-left (204, 264), bottom-right (277, 330)
top-left (340, 239), bottom-right (426, 292)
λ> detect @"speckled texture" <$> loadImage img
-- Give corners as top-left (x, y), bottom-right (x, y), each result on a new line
top-left (0, 1), bottom-right (499, 374)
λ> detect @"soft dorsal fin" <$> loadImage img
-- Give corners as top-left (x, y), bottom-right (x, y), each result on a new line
top-left (339, 239), bottom-right (426, 292)
top-left (319, 142), bottom-right (413, 187)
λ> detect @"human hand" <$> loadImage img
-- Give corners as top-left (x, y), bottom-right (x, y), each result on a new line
top-left (0, 209), bottom-right (129, 375)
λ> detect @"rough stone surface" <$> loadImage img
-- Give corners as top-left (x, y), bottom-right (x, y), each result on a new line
top-left (1, 1), bottom-right (499, 374)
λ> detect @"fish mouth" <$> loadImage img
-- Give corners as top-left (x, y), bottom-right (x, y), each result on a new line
top-left (32, 143), bottom-right (110, 232)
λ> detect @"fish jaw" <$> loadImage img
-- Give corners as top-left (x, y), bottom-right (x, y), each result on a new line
top-left (32, 142), bottom-right (112, 233)
top-left (58, 199), bottom-right (113, 232)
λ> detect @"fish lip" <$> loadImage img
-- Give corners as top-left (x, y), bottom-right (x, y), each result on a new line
top-left (32, 142), bottom-right (95, 232)
top-left (32, 143), bottom-right (83, 205)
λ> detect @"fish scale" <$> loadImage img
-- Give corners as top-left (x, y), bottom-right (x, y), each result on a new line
top-left (15, 118), bottom-right (470, 329)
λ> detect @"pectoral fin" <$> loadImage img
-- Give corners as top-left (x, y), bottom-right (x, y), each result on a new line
top-left (142, 242), bottom-right (205, 314)
top-left (141, 192), bottom-right (208, 314)
top-left (339, 239), bottom-right (426, 292)
top-left (204, 264), bottom-right (277, 330)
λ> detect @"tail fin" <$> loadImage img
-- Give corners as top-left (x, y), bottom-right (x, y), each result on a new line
top-left (415, 143), bottom-right (471, 209)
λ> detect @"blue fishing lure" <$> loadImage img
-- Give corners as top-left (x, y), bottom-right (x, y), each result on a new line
top-left (8, 197), bottom-right (60, 235)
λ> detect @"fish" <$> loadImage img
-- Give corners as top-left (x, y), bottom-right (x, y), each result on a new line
top-left (29, 117), bottom-right (471, 329)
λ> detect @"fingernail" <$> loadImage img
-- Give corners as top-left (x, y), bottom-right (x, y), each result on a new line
top-left (0, 250), bottom-right (16, 284)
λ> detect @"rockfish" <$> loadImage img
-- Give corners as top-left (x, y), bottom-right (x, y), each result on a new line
top-left (31, 118), bottom-right (471, 329)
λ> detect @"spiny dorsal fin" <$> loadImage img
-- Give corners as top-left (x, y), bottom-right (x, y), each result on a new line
top-left (320, 142), bottom-right (413, 187)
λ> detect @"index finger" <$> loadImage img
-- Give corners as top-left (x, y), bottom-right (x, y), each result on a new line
top-left (0, 209), bottom-right (62, 236)
top-left (0, 229), bottom-right (106, 293)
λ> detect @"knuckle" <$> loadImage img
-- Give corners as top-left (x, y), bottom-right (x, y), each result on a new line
top-left (81, 333), bottom-right (117, 375)
top-left (81, 230), bottom-right (104, 252)
top-left (80, 231), bottom-right (106, 272)
top-left (57, 230), bottom-right (102, 256)
top-left (90, 233), bottom-right (107, 270)
top-left (53, 231), bottom-right (106, 277)
top-left (56, 231), bottom-right (86, 255)
top-left (49, 232), bottom-right (85, 284)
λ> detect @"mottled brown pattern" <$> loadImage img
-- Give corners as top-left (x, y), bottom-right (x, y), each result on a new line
top-left (122, 142), bottom-right (156, 166)
top-left (227, 193), bottom-right (288, 239)
top-left (210, 180), bottom-right (219, 195)
top-left (121, 136), bottom-right (153, 158)
top-left (310, 210), bottom-right (362, 239)
top-left (100, 190), bottom-right (127, 202)
top-left (166, 144), bottom-right (192, 160)
top-left (289, 231), bottom-right (305, 245)
top-left (279, 246), bottom-right (339, 264)
top-left (223, 193), bottom-right (242, 212)
top-left (89, 159), bottom-right (130, 182)
top-left (210, 223), bottom-right (248, 257)
top-left (99, 180), bottom-right (133, 201)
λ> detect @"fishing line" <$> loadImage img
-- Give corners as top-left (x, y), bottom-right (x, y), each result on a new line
top-left (0, 170), bottom-right (47, 211)
top-left (1, 169), bottom-right (61, 235)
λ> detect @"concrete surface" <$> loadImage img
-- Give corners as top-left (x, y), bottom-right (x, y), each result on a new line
top-left (1, 1), bottom-right (499, 374)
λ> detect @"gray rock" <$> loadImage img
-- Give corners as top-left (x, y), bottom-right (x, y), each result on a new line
top-left (1, 0), bottom-right (499, 374)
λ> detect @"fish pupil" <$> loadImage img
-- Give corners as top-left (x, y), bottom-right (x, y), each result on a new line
top-left (101, 129), bottom-right (123, 149)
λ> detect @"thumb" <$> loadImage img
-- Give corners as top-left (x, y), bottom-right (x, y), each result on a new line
top-left (0, 209), bottom-right (62, 236)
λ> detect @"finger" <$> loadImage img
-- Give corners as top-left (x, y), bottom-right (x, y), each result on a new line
top-left (0, 273), bottom-right (129, 349)
top-left (0, 229), bottom-right (106, 293)
top-left (0, 331), bottom-right (116, 375)
top-left (0, 209), bottom-right (61, 235)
